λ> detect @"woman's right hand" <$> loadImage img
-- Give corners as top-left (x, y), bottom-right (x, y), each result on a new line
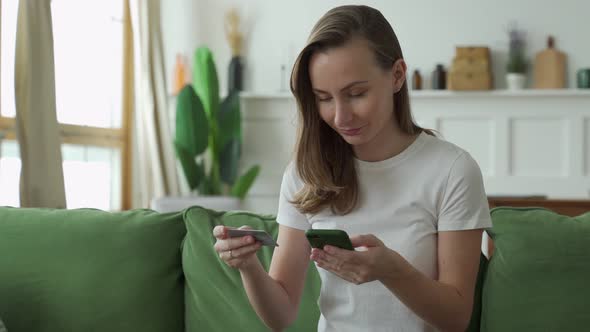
top-left (213, 225), bottom-right (263, 270)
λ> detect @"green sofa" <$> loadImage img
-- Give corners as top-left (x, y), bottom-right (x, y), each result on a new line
top-left (0, 206), bottom-right (319, 332)
top-left (0, 206), bottom-right (588, 331)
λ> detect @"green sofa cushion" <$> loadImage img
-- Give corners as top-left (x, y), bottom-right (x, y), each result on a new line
top-left (482, 207), bottom-right (590, 331)
top-left (182, 206), bottom-right (321, 332)
top-left (0, 207), bottom-right (186, 332)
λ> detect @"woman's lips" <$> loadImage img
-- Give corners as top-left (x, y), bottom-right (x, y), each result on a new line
top-left (340, 126), bottom-right (363, 136)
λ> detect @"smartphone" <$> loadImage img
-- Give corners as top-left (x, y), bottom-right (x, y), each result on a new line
top-left (227, 228), bottom-right (279, 247)
top-left (305, 229), bottom-right (354, 250)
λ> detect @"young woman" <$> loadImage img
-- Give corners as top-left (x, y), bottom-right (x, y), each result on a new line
top-left (214, 5), bottom-right (491, 332)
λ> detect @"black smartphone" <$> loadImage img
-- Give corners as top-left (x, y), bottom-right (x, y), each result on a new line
top-left (305, 229), bottom-right (354, 250)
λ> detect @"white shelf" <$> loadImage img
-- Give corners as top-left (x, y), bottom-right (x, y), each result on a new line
top-left (240, 89), bottom-right (590, 100)
top-left (409, 89), bottom-right (590, 98)
top-left (240, 91), bottom-right (293, 99)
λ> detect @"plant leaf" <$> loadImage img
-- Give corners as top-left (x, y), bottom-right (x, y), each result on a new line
top-left (174, 141), bottom-right (204, 191)
top-left (217, 91), bottom-right (241, 151)
top-left (193, 47), bottom-right (219, 121)
top-left (175, 84), bottom-right (208, 157)
top-left (198, 175), bottom-right (211, 195)
top-left (230, 165), bottom-right (261, 200)
top-left (208, 159), bottom-right (223, 195)
top-left (220, 138), bottom-right (240, 185)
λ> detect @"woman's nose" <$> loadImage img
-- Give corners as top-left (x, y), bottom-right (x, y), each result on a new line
top-left (334, 100), bottom-right (353, 127)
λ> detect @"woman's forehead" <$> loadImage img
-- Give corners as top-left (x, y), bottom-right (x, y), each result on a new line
top-left (309, 43), bottom-right (381, 90)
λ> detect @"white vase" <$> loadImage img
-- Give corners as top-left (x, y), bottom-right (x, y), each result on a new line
top-left (506, 73), bottom-right (526, 90)
top-left (150, 195), bottom-right (242, 213)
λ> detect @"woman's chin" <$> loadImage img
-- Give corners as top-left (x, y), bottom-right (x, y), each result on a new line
top-left (340, 134), bottom-right (366, 145)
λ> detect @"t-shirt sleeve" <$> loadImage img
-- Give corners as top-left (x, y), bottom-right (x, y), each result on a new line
top-left (437, 152), bottom-right (493, 231)
top-left (276, 164), bottom-right (311, 230)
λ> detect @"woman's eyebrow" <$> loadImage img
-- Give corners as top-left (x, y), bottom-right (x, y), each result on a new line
top-left (313, 80), bottom-right (369, 94)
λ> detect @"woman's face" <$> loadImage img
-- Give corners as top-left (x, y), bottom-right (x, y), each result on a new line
top-left (309, 38), bottom-right (406, 150)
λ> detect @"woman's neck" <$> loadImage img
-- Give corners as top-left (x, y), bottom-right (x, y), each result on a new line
top-left (353, 123), bottom-right (418, 162)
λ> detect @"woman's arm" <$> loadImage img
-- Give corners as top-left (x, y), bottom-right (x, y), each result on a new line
top-left (236, 225), bottom-right (311, 331)
top-left (379, 229), bottom-right (482, 332)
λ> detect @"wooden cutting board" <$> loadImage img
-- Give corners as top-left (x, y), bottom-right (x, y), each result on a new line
top-left (533, 36), bottom-right (566, 89)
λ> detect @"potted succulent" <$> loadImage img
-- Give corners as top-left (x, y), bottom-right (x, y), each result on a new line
top-left (172, 46), bottom-right (259, 211)
top-left (506, 26), bottom-right (528, 90)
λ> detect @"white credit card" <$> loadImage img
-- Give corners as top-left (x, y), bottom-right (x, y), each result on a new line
top-left (227, 229), bottom-right (279, 247)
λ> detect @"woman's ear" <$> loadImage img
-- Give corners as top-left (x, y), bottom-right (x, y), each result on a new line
top-left (391, 59), bottom-right (407, 93)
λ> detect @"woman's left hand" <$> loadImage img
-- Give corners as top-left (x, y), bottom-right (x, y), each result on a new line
top-left (310, 234), bottom-right (401, 285)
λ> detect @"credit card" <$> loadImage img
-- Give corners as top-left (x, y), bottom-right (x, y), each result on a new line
top-left (227, 229), bottom-right (279, 247)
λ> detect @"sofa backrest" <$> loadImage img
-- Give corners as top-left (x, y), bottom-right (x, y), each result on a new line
top-left (478, 207), bottom-right (590, 332)
top-left (0, 207), bottom-right (187, 332)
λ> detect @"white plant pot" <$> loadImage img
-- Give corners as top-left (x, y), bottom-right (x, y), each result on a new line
top-left (506, 73), bottom-right (526, 90)
top-left (150, 195), bottom-right (242, 213)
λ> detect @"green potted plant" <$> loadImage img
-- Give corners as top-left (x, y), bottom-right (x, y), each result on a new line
top-left (506, 25), bottom-right (528, 90)
top-left (173, 46), bottom-right (259, 210)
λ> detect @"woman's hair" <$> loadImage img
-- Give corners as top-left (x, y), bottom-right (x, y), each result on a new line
top-left (290, 5), bottom-right (433, 215)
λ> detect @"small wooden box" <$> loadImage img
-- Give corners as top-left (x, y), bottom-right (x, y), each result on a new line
top-left (455, 46), bottom-right (490, 59)
top-left (448, 71), bottom-right (493, 90)
top-left (452, 57), bottom-right (490, 74)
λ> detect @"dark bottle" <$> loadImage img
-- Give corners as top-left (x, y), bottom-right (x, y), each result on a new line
top-left (432, 64), bottom-right (447, 90)
top-left (228, 56), bottom-right (243, 92)
top-left (412, 70), bottom-right (422, 90)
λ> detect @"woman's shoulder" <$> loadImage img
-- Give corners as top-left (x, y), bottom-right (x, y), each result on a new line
top-left (421, 132), bottom-right (471, 163)
top-left (416, 132), bottom-right (484, 177)
top-left (282, 161), bottom-right (298, 179)
top-left (281, 161), bottom-right (305, 189)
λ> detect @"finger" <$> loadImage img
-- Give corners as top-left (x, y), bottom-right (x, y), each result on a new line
top-left (309, 248), bottom-right (323, 261)
top-left (310, 248), bottom-right (339, 265)
top-left (315, 256), bottom-right (349, 276)
top-left (323, 245), bottom-right (355, 260)
top-left (230, 242), bottom-right (262, 258)
top-left (313, 249), bottom-right (343, 271)
top-left (350, 234), bottom-right (383, 248)
top-left (219, 250), bottom-right (233, 261)
top-left (213, 225), bottom-right (227, 239)
top-left (315, 258), bottom-right (358, 284)
top-left (214, 235), bottom-right (256, 252)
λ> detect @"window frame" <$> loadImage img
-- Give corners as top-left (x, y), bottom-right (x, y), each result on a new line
top-left (0, 1), bottom-right (133, 210)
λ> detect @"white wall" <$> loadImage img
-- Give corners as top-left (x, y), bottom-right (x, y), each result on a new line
top-left (161, 0), bottom-right (202, 93)
top-left (162, 0), bottom-right (590, 95)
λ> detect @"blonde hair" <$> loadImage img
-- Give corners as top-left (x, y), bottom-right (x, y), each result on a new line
top-left (290, 5), bottom-right (433, 215)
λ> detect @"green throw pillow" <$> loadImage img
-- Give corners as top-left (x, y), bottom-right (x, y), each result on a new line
top-left (482, 207), bottom-right (590, 331)
top-left (182, 206), bottom-right (321, 332)
top-left (0, 207), bottom-right (186, 332)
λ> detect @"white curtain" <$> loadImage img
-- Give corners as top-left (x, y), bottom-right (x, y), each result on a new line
top-left (14, 0), bottom-right (66, 208)
top-left (129, 0), bottom-right (181, 208)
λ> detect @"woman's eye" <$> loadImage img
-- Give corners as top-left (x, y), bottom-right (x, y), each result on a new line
top-left (349, 91), bottom-right (366, 98)
top-left (317, 96), bottom-right (332, 102)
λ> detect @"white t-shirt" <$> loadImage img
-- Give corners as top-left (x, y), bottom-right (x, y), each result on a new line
top-left (276, 132), bottom-right (492, 332)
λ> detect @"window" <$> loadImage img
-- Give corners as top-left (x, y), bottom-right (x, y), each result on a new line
top-left (0, 141), bottom-right (20, 207)
top-left (52, 0), bottom-right (123, 128)
top-left (0, 0), bottom-right (130, 210)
